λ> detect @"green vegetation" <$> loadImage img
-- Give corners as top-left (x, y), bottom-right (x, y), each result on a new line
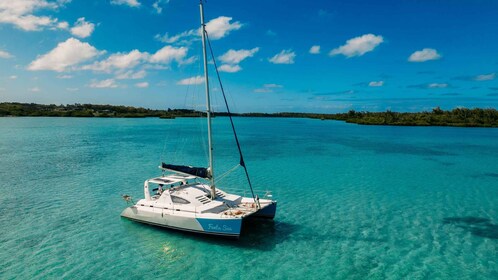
top-left (0, 103), bottom-right (199, 118)
top-left (328, 107), bottom-right (498, 127)
top-left (1, 103), bottom-right (497, 127)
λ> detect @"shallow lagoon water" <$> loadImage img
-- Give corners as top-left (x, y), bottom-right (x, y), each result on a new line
top-left (0, 117), bottom-right (497, 279)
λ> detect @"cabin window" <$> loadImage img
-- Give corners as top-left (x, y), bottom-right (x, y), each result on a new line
top-left (171, 195), bottom-right (190, 204)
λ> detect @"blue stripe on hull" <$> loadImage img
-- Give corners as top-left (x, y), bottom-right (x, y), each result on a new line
top-left (196, 218), bottom-right (242, 235)
top-left (122, 216), bottom-right (240, 238)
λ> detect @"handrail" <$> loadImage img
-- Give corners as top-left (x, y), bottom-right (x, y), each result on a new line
top-left (220, 188), bottom-right (276, 199)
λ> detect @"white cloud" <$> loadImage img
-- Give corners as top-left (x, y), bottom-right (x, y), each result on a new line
top-left (428, 83), bottom-right (448, 88)
top-left (70, 17), bottom-right (95, 38)
top-left (254, 83), bottom-right (283, 93)
top-left (81, 46), bottom-right (187, 75)
top-left (28, 38), bottom-right (101, 72)
top-left (155, 16), bottom-right (242, 44)
top-left (57, 21), bottom-right (68, 29)
top-left (269, 49), bottom-right (295, 64)
top-left (408, 48), bottom-right (441, 62)
top-left (155, 30), bottom-right (195, 44)
top-left (152, 1), bottom-right (162, 14)
top-left (177, 75), bottom-right (204, 85)
top-left (0, 50), bottom-right (13, 58)
top-left (83, 49), bottom-right (148, 72)
top-left (115, 69), bottom-right (146, 80)
top-left (309, 45), bottom-right (320, 54)
top-left (330, 34), bottom-right (383, 57)
top-left (57, 74), bottom-right (72, 79)
top-left (266, 29), bottom-right (276, 36)
top-left (0, 0), bottom-right (69, 31)
top-left (205, 16), bottom-right (242, 40)
top-left (110, 0), bottom-right (140, 7)
top-left (254, 88), bottom-right (271, 93)
top-left (369, 81), bottom-right (384, 87)
top-left (29, 87), bottom-right (40, 92)
top-left (149, 45), bottom-right (187, 64)
top-left (89, 79), bottom-right (118, 88)
top-left (179, 56), bottom-right (197, 66)
top-left (474, 73), bottom-right (495, 81)
top-left (218, 47), bottom-right (259, 64)
top-left (152, 0), bottom-right (169, 14)
top-left (264, 83), bottom-right (283, 88)
top-left (218, 64), bottom-right (241, 73)
top-left (9, 75), bottom-right (18, 79)
top-left (135, 81), bottom-right (149, 88)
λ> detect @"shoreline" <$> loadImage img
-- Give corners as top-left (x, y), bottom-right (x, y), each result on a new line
top-left (1, 102), bottom-right (497, 128)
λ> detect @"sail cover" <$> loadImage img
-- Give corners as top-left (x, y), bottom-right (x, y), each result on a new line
top-left (161, 163), bottom-right (211, 179)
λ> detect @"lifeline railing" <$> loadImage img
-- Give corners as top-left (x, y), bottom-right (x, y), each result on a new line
top-left (219, 188), bottom-right (275, 200)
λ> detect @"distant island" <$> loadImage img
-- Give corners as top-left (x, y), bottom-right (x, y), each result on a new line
top-left (1, 102), bottom-right (497, 127)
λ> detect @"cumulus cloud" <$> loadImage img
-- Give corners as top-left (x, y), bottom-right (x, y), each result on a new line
top-left (79, 45), bottom-right (189, 78)
top-left (115, 69), bottom-right (146, 80)
top-left (0, 0), bottom-right (69, 31)
top-left (309, 45), bottom-right (320, 54)
top-left (219, 48), bottom-right (259, 64)
top-left (89, 78), bottom-right (118, 88)
top-left (205, 16), bottom-right (242, 40)
top-left (152, 0), bottom-right (169, 14)
top-left (70, 17), bottom-right (95, 38)
top-left (177, 75), bottom-right (204, 85)
top-left (149, 45), bottom-right (187, 64)
top-left (155, 16), bottom-right (242, 44)
top-left (216, 48), bottom-right (258, 73)
top-left (83, 49), bottom-right (148, 72)
top-left (330, 34), bottom-right (383, 57)
top-left (368, 81), bottom-right (384, 87)
top-left (135, 81), bottom-right (149, 88)
top-left (9, 75), bottom-right (18, 79)
top-left (29, 87), bottom-right (40, 92)
top-left (110, 0), bottom-right (140, 7)
top-left (57, 21), bottom-right (69, 29)
top-left (408, 48), bottom-right (441, 62)
top-left (218, 64), bottom-right (241, 73)
top-left (28, 38), bottom-right (101, 72)
top-left (0, 50), bottom-right (13, 58)
top-left (474, 73), bottom-right (495, 81)
top-left (269, 49), bottom-right (295, 64)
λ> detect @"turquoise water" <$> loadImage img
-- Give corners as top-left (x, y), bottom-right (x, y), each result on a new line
top-left (1, 117), bottom-right (497, 279)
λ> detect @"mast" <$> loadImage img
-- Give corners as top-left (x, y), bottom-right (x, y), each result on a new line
top-left (200, 1), bottom-right (216, 199)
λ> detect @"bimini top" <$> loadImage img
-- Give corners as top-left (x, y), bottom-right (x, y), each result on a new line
top-left (161, 162), bottom-right (211, 179)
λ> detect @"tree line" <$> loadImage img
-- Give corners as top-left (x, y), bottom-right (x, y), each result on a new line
top-left (1, 102), bottom-right (497, 127)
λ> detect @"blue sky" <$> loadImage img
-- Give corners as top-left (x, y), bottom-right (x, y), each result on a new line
top-left (1, 0), bottom-right (497, 113)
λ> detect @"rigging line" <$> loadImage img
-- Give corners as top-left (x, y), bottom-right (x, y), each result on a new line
top-left (205, 30), bottom-right (258, 205)
top-left (214, 164), bottom-right (240, 184)
top-left (161, 41), bottom-right (202, 166)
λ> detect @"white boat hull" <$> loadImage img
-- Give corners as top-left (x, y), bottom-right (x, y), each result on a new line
top-left (121, 201), bottom-right (277, 238)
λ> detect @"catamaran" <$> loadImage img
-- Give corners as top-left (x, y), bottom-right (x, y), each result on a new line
top-left (120, 1), bottom-right (277, 238)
